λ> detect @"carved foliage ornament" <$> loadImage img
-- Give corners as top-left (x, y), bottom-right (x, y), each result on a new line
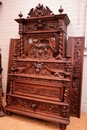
top-left (71, 39), bottom-right (82, 115)
top-left (27, 3), bottom-right (53, 17)
top-left (10, 97), bottom-right (60, 115)
top-left (25, 20), bottom-right (59, 31)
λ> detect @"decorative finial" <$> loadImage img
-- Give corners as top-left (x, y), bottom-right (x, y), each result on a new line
top-left (58, 6), bottom-right (63, 14)
top-left (18, 12), bottom-right (23, 18)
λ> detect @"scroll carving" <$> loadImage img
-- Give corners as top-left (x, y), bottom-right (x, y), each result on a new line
top-left (13, 61), bottom-right (70, 79)
top-left (27, 4), bottom-right (53, 17)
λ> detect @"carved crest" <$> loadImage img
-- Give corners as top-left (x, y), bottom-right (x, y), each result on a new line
top-left (27, 3), bottom-right (53, 17)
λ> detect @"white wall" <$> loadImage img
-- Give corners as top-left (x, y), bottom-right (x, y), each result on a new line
top-left (0, 0), bottom-right (87, 113)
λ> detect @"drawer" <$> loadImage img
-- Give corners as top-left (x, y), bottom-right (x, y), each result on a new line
top-left (13, 80), bottom-right (63, 102)
top-left (6, 95), bottom-right (69, 118)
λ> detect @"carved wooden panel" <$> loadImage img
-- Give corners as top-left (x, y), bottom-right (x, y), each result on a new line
top-left (68, 37), bottom-right (84, 117)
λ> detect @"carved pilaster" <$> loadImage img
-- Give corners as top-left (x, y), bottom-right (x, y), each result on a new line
top-left (59, 32), bottom-right (63, 56)
top-left (20, 33), bottom-right (25, 58)
top-left (64, 87), bottom-right (69, 103)
top-left (18, 12), bottom-right (25, 58)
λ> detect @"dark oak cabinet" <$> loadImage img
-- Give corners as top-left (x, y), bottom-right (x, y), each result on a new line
top-left (5, 4), bottom-right (84, 130)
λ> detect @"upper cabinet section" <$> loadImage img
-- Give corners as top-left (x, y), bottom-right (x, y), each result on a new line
top-left (15, 4), bottom-right (70, 34)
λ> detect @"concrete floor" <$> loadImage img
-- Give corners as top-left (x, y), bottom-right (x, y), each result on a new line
top-left (0, 112), bottom-right (86, 130)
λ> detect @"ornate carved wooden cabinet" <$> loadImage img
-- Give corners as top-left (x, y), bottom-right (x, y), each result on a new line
top-left (5, 4), bottom-right (84, 130)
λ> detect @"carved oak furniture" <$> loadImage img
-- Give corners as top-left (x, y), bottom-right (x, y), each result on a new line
top-left (5, 4), bottom-right (84, 130)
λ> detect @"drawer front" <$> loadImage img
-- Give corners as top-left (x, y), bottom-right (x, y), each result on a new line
top-left (13, 81), bottom-right (63, 102)
top-left (7, 95), bottom-right (69, 118)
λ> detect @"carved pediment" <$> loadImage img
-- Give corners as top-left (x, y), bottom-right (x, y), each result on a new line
top-left (27, 3), bottom-right (53, 17)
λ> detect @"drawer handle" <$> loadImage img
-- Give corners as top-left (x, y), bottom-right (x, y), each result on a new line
top-left (31, 103), bottom-right (37, 109)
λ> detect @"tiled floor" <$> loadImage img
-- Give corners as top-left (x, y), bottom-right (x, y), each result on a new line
top-left (0, 112), bottom-right (86, 130)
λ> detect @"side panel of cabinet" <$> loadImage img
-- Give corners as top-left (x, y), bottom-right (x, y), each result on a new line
top-left (68, 37), bottom-right (84, 117)
top-left (6, 39), bottom-right (20, 93)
